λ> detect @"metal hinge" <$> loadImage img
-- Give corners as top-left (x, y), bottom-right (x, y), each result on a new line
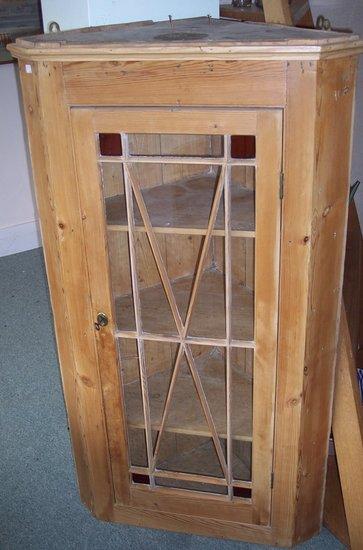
top-left (279, 172), bottom-right (284, 200)
top-left (271, 471), bottom-right (274, 489)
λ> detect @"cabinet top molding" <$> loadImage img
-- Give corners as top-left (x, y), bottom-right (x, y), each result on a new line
top-left (8, 16), bottom-right (363, 61)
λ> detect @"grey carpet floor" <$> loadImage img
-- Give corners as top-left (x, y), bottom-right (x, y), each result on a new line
top-left (0, 248), bottom-right (345, 550)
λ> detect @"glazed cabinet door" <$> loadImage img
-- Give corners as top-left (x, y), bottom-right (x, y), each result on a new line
top-left (71, 108), bottom-right (282, 526)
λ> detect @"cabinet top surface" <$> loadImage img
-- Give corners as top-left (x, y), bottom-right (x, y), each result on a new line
top-left (8, 17), bottom-right (363, 61)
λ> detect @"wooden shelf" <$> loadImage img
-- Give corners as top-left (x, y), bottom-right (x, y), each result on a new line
top-left (115, 270), bottom-right (254, 341)
top-left (106, 174), bottom-right (255, 237)
top-left (124, 349), bottom-right (253, 442)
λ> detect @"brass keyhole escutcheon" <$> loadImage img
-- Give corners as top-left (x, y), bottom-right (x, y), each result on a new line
top-left (94, 312), bottom-right (109, 331)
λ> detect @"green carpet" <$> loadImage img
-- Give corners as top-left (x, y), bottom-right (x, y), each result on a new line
top-left (0, 248), bottom-right (345, 549)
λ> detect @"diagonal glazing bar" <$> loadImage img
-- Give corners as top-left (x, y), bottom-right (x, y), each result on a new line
top-left (124, 162), bottom-right (228, 478)
top-left (183, 165), bottom-right (226, 337)
top-left (151, 343), bottom-right (184, 468)
top-left (123, 139), bottom-right (155, 487)
top-left (183, 343), bottom-right (228, 479)
top-left (124, 164), bottom-right (184, 337)
top-left (152, 166), bottom-right (227, 470)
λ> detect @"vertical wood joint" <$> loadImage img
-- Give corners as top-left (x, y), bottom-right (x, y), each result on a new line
top-left (279, 172), bottom-right (284, 200)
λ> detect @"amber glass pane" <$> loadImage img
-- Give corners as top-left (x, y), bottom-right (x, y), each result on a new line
top-left (231, 135), bottom-right (256, 159)
top-left (99, 133), bottom-right (122, 156)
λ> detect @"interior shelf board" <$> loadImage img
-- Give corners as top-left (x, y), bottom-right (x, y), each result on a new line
top-left (124, 349), bottom-right (253, 441)
top-left (115, 270), bottom-right (254, 341)
top-left (99, 155), bottom-right (256, 166)
top-left (105, 175), bottom-right (255, 235)
top-left (107, 224), bottom-right (255, 238)
top-left (130, 465), bottom-right (252, 489)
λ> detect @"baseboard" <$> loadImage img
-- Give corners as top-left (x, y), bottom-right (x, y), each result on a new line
top-left (0, 219), bottom-right (41, 257)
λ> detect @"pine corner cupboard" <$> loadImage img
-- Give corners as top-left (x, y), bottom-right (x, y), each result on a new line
top-left (9, 17), bottom-right (363, 547)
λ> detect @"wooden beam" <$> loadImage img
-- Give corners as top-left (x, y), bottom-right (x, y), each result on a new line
top-left (262, 0), bottom-right (293, 26)
top-left (332, 308), bottom-right (363, 550)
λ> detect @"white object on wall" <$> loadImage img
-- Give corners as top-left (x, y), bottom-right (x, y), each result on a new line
top-left (0, 64), bottom-right (40, 257)
top-left (41, 0), bottom-right (219, 32)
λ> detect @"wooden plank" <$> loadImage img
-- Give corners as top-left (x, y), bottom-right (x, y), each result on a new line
top-left (107, 226), bottom-right (255, 241)
top-left (112, 499), bottom-right (272, 544)
top-left (323, 199), bottom-right (363, 545)
top-left (63, 61), bottom-right (286, 107)
top-left (129, 485), bottom-right (255, 526)
top-left (17, 61), bottom-right (92, 508)
top-left (332, 308), bottom-right (363, 550)
top-left (34, 62), bottom-right (114, 518)
top-left (324, 454), bottom-right (350, 547)
top-left (9, 17), bottom-right (361, 65)
top-left (262, 0), bottom-right (293, 25)
top-left (294, 57), bottom-right (358, 542)
top-left (252, 110), bottom-right (282, 525)
top-left (100, 156), bottom-right (256, 166)
top-left (71, 109), bottom-right (131, 503)
top-left (271, 61), bottom-right (318, 546)
top-left (92, 107), bottom-right (258, 135)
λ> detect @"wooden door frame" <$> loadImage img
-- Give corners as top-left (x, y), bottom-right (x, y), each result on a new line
top-left (70, 106), bottom-right (282, 525)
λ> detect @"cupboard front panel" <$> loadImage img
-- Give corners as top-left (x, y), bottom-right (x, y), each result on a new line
top-left (71, 107), bottom-right (282, 525)
top-left (63, 60), bottom-right (287, 107)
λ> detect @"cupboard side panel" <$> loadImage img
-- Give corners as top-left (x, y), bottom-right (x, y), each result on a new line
top-left (294, 56), bottom-right (358, 543)
top-left (35, 62), bottom-right (114, 518)
top-left (17, 61), bottom-right (92, 509)
top-left (271, 61), bottom-right (318, 546)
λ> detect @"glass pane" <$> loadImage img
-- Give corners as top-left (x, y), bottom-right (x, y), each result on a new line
top-left (188, 237), bottom-right (254, 341)
top-left (230, 165), bottom-right (255, 232)
top-left (102, 164), bottom-right (255, 233)
top-left (231, 347), bottom-right (253, 482)
top-left (233, 487), bottom-right (252, 499)
top-left (156, 476), bottom-right (228, 495)
top-left (232, 237), bottom-right (255, 341)
top-left (128, 133), bottom-right (223, 157)
top-left (118, 339), bottom-right (147, 467)
top-left (153, 344), bottom-right (227, 482)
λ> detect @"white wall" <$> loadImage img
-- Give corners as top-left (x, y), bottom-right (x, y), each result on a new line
top-left (0, 64), bottom-right (40, 256)
top-left (0, 1), bottom-right (219, 257)
top-left (41, 0), bottom-right (219, 31)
